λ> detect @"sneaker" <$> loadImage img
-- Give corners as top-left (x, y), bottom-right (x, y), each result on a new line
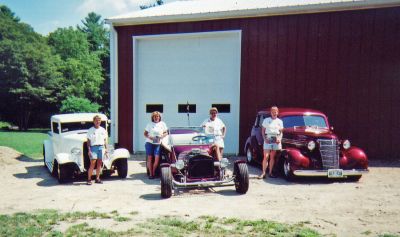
top-left (87, 180), bottom-right (92, 185)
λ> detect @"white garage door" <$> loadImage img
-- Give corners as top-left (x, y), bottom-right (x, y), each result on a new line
top-left (133, 30), bottom-right (241, 154)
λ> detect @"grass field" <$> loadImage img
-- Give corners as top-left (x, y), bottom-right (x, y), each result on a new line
top-left (0, 209), bottom-right (323, 237)
top-left (0, 129), bottom-right (48, 159)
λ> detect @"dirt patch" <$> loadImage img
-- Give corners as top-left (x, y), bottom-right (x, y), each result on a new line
top-left (0, 146), bottom-right (399, 236)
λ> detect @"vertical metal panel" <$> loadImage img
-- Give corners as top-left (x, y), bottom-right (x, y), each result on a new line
top-left (115, 7), bottom-right (400, 158)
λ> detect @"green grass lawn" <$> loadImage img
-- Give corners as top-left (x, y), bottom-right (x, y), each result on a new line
top-left (0, 129), bottom-right (49, 159)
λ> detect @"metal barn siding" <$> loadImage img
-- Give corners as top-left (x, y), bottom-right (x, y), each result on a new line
top-left (115, 6), bottom-right (400, 159)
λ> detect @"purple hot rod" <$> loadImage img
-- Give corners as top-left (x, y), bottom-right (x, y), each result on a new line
top-left (159, 127), bottom-right (249, 198)
top-left (244, 108), bottom-right (369, 181)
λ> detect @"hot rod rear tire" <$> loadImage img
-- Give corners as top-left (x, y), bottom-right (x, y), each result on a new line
top-left (161, 166), bottom-right (172, 198)
top-left (116, 159), bottom-right (128, 178)
top-left (235, 163), bottom-right (249, 194)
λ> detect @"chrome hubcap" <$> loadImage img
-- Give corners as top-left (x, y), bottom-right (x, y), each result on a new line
top-left (246, 148), bottom-right (252, 162)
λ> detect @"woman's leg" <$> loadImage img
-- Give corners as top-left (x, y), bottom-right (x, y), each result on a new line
top-left (147, 155), bottom-right (153, 177)
top-left (261, 149), bottom-right (270, 177)
top-left (269, 150), bottom-right (276, 176)
top-left (88, 159), bottom-right (97, 182)
top-left (153, 155), bottom-right (160, 176)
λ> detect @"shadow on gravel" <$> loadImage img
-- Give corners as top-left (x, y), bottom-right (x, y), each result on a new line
top-left (368, 158), bottom-right (400, 168)
top-left (16, 155), bottom-right (41, 163)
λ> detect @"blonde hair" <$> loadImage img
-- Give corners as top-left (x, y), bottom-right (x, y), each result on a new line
top-left (209, 107), bottom-right (218, 114)
top-left (151, 111), bottom-right (162, 122)
top-left (93, 115), bottom-right (102, 121)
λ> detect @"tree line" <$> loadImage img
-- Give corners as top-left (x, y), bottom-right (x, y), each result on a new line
top-left (0, 5), bottom-right (110, 130)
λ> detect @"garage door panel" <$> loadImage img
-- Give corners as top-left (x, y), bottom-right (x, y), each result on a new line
top-left (134, 31), bottom-right (241, 154)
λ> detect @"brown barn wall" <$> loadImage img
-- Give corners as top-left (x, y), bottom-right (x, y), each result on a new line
top-left (115, 6), bottom-right (400, 159)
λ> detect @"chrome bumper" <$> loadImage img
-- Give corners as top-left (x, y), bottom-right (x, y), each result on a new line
top-left (293, 169), bottom-right (369, 177)
top-left (172, 177), bottom-right (235, 188)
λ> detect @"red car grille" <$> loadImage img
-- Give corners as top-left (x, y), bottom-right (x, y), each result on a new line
top-left (318, 139), bottom-right (339, 169)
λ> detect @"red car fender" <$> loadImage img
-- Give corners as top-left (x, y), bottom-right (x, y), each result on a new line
top-left (284, 148), bottom-right (310, 169)
top-left (341, 146), bottom-right (368, 169)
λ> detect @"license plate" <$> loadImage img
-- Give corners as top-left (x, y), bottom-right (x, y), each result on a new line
top-left (328, 169), bottom-right (343, 178)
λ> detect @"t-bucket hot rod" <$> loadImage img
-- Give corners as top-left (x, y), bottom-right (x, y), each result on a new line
top-left (43, 113), bottom-right (130, 183)
top-left (244, 108), bottom-right (369, 181)
top-left (159, 127), bottom-right (249, 198)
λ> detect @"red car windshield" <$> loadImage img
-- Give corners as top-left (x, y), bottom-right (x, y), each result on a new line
top-left (282, 115), bottom-right (327, 129)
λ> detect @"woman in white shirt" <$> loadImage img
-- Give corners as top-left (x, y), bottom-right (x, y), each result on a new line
top-left (201, 107), bottom-right (226, 161)
top-left (144, 111), bottom-right (168, 179)
top-left (87, 115), bottom-right (108, 185)
top-left (260, 106), bottom-right (283, 179)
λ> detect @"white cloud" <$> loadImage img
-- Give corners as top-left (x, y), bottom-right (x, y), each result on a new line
top-left (76, 0), bottom-right (155, 16)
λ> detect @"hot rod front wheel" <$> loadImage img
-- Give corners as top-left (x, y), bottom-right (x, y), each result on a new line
top-left (160, 166), bottom-right (173, 198)
top-left (234, 163), bottom-right (249, 194)
top-left (116, 159), bottom-right (128, 178)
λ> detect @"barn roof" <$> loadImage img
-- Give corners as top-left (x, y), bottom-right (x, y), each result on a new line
top-left (106, 0), bottom-right (400, 26)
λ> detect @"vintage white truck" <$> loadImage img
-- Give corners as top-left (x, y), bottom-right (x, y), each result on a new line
top-left (43, 113), bottom-right (130, 183)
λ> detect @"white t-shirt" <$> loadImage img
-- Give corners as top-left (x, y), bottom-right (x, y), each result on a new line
top-left (262, 117), bottom-right (283, 136)
top-left (87, 126), bottom-right (108, 146)
top-left (201, 117), bottom-right (225, 137)
top-left (144, 121), bottom-right (168, 144)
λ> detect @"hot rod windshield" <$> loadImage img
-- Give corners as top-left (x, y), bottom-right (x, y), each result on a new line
top-left (168, 127), bottom-right (214, 146)
top-left (59, 121), bottom-right (106, 133)
top-left (282, 115), bottom-right (327, 129)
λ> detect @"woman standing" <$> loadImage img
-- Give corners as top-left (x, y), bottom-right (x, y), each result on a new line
top-left (144, 111), bottom-right (168, 179)
top-left (260, 106), bottom-right (283, 179)
top-left (87, 115), bottom-right (108, 185)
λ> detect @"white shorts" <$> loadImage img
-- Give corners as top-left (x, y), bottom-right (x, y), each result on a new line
top-left (214, 137), bottom-right (224, 148)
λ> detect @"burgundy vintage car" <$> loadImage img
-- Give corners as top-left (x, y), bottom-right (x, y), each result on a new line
top-left (244, 108), bottom-right (368, 181)
top-left (160, 127), bottom-right (249, 198)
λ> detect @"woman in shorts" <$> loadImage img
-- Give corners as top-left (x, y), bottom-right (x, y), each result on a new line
top-left (144, 111), bottom-right (168, 179)
top-left (260, 106), bottom-right (283, 179)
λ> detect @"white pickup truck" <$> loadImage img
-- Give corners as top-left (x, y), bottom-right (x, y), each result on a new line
top-left (43, 113), bottom-right (130, 183)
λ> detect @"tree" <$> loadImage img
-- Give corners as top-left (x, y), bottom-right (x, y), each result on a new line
top-left (60, 96), bottom-right (100, 113)
top-left (0, 7), bottom-right (62, 130)
top-left (140, 0), bottom-right (164, 10)
top-left (0, 5), bottom-right (20, 22)
top-left (47, 27), bottom-right (104, 104)
top-left (78, 12), bottom-right (110, 113)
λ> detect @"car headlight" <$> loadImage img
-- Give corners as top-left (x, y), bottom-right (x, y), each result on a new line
top-left (342, 140), bottom-right (351, 150)
top-left (220, 158), bottom-right (229, 168)
top-left (175, 160), bottom-right (185, 170)
top-left (71, 147), bottom-right (82, 156)
top-left (307, 141), bottom-right (316, 151)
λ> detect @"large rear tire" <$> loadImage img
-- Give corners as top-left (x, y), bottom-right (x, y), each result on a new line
top-left (160, 166), bottom-right (172, 198)
top-left (117, 159), bottom-right (128, 178)
top-left (234, 163), bottom-right (249, 194)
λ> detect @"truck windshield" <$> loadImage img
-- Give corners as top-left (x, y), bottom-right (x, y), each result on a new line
top-left (60, 121), bottom-right (106, 133)
top-left (282, 115), bottom-right (327, 128)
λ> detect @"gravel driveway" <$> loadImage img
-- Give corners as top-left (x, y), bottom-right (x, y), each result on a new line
top-left (1, 146), bottom-right (399, 236)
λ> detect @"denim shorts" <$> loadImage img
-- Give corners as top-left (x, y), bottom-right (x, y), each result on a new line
top-left (145, 142), bottom-right (161, 156)
top-left (90, 145), bottom-right (104, 160)
top-left (263, 142), bottom-right (282, 151)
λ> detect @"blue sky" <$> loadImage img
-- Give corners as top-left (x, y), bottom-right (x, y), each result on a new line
top-left (0, 0), bottom-right (176, 35)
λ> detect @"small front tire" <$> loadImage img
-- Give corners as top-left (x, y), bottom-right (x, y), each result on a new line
top-left (160, 166), bottom-right (173, 198)
top-left (283, 159), bottom-right (294, 181)
top-left (234, 163), bottom-right (249, 194)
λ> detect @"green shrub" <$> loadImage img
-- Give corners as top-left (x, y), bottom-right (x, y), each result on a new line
top-left (60, 96), bottom-right (100, 113)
